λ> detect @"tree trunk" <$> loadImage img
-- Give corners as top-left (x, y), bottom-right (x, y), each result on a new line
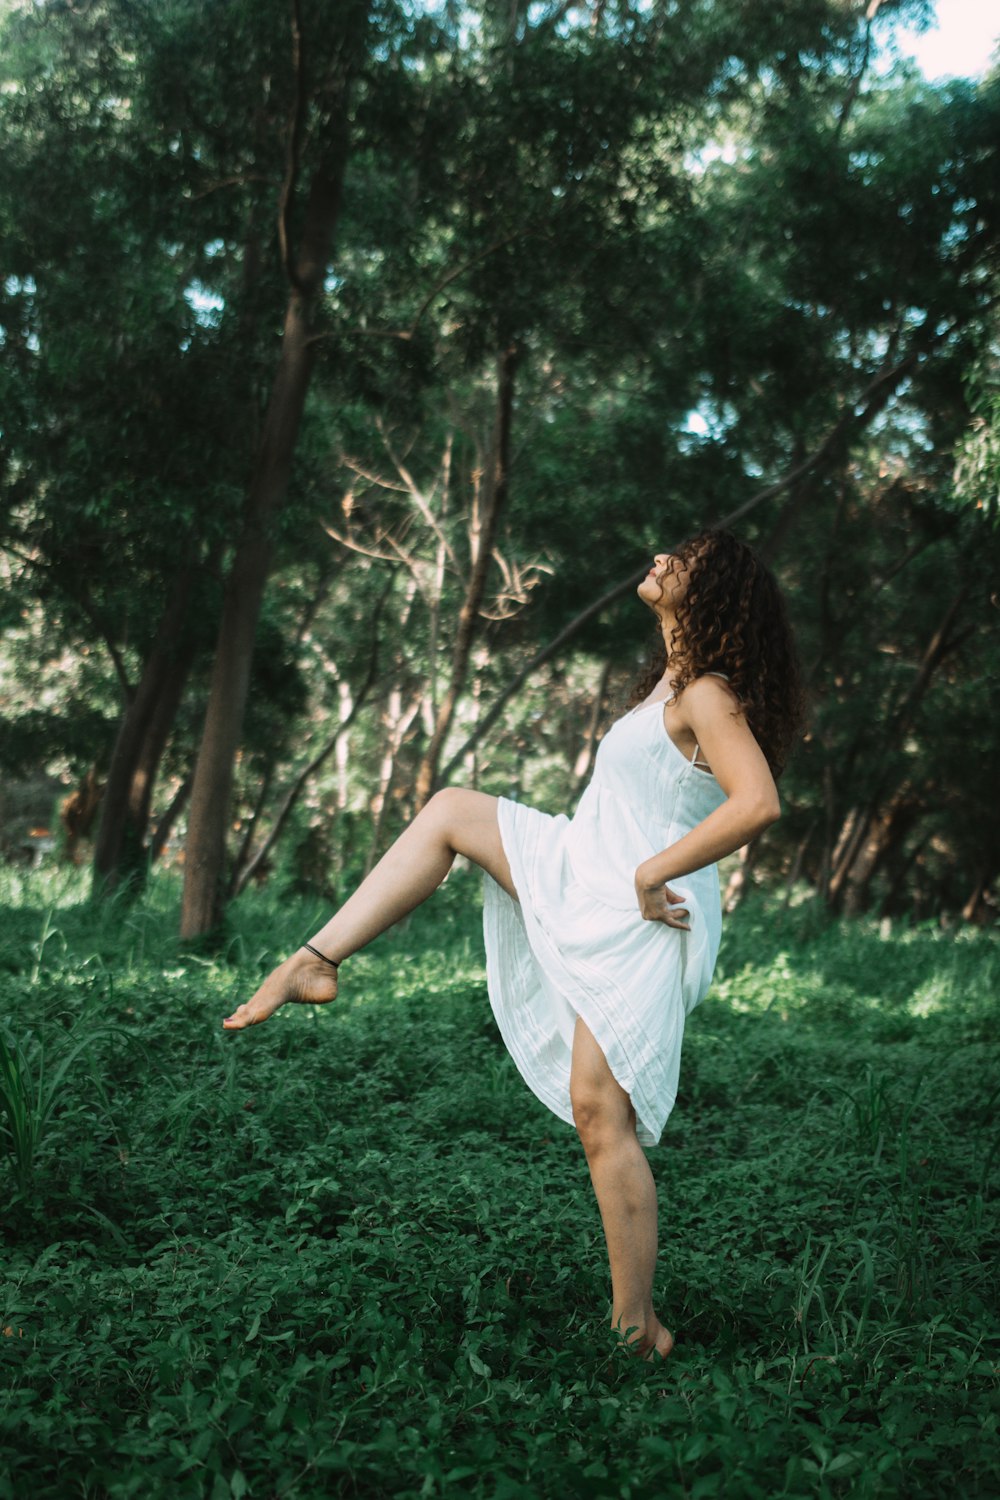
top-left (92, 559), bottom-right (199, 892)
top-left (180, 100), bottom-right (352, 939)
top-left (723, 841), bottom-right (759, 913)
top-left (961, 862), bottom-right (996, 925)
top-left (826, 586), bottom-right (967, 911)
top-left (779, 820), bottom-right (816, 910)
top-left (839, 794), bottom-right (921, 916)
top-left (412, 343), bottom-right (520, 809)
top-left (228, 765), bottom-right (277, 899)
top-left (125, 636), bottom-right (198, 881)
top-left (336, 679), bottom-right (353, 811)
top-left (62, 768), bottom-right (103, 864)
top-left (149, 773), bottom-right (193, 866)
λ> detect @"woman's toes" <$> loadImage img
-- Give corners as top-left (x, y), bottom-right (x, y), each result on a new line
top-left (222, 954), bottom-right (338, 1031)
top-left (612, 1318), bottom-right (674, 1362)
top-left (222, 1005), bottom-right (253, 1029)
top-left (223, 991), bottom-right (276, 1029)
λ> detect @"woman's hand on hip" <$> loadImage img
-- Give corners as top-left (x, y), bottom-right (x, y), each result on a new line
top-left (635, 869), bottom-right (691, 930)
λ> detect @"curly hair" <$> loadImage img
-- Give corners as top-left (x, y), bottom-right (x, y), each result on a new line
top-left (625, 529), bottom-right (806, 777)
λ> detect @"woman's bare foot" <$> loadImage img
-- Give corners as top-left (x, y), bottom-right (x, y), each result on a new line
top-left (222, 949), bottom-right (339, 1030)
top-left (613, 1316), bottom-right (675, 1362)
top-left (642, 1323), bottom-right (675, 1362)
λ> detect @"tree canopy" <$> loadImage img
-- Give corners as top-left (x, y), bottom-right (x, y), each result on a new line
top-left (1, 0), bottom-right (998, 928)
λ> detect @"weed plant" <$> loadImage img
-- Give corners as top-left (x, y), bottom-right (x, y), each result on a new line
top-left (1, 867), bottom-right (998, 1498)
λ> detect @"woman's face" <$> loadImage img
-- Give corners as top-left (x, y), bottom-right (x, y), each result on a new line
top-left (637, 549), bottom-right (695, 617)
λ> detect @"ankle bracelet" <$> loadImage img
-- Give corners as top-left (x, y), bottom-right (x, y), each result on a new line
top-left (302, 941), bottom-right (339, 969)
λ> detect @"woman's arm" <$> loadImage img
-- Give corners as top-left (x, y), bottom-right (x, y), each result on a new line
top-left (635, 676), bottom-right (780, 928)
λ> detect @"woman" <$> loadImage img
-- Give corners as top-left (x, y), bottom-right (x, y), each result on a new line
top-left (223, 528), bottom-right (804, 1363)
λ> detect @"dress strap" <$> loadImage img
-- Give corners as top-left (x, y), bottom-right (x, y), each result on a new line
top-left (689, 741), bottom-right (714, 772)
top-left (630, 690), bottom-right (676, 715)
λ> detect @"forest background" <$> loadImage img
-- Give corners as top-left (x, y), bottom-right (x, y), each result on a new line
top-left (1, 0), bottom-right (999, 933)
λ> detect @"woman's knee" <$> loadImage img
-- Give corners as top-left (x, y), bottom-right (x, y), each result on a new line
top-left (419, 788), bottom-right (470, 855)
top-left (417, 787), bottom-right (466, 841)
top-left (424, 786), bottom-right (471, 829)
top-left (571, 1084), bottom-right (635, 1154)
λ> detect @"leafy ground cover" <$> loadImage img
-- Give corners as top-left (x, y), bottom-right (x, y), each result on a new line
top-left (2, 867), bottom-right (998, 1499)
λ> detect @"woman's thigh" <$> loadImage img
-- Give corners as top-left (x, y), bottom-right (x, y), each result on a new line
top-left (429, 787), bottom-right (518, 901)
top-left (570, 1016), bottom-right (636, 1135)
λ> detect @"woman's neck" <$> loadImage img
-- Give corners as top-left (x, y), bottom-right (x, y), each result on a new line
top-left (659, 611), bottom-right (680, 662)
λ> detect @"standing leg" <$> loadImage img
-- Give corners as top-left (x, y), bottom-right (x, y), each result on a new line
top-left (569, 1016), bottom-right (674, 1360)
top-left (223, 788), bottom-right (515, 1029)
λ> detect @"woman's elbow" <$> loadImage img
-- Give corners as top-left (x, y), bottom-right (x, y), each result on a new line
top-left (736, 793), bottom-right (781, 837)
top-left (755, 794), bottom-right (781, 832)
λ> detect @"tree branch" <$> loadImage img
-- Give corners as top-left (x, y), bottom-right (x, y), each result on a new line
top-left (277, 0), bottom-right (307, 290)
top-left (341, 455), bottom-right (410, 494)
top-left (323, 522), bottom-right (411, 568)
top-left (186, 172), bottom-right (273, 202)
top-left (415, 342), bottom-right (520, 804)
top-left (835, 0), bottom-right (884, 143)
top-left (377, 420), bottom-right (461, 571)
top-left (403, 230), bottom-right (526, 340)
top-left (438, 564), bottom-right (645, 783)
top-left (306, 229), bottom-right (533, 346)
top-left (2, 543), bottom-right (134, 701)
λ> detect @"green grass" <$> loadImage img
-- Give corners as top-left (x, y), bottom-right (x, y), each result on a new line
top-left (1, 868), bottom-right (998, 1499)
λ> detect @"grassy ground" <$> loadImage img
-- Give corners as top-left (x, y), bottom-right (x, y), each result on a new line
top-left (1, 866), bottom-right (998, 1499)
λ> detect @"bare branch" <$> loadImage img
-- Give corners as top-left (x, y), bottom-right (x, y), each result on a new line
top-left (322, 523), bottom-right (405, 567)
top-left (438, 563), bottom-right (644, 782)
top-left (341, 454), bottom-right (410, 495)
top-left (377, 421), bottom-right (461, 572)
top-left (479, 548), bottom-right (553, 620)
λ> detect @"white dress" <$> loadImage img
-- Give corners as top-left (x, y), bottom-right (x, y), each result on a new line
top-left (482, 688), bottom-right (727, 1147)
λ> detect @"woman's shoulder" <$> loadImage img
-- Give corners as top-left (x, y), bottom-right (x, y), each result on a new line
top-left (675, 672), bottom-right (741, 724)
top-left (684, 671), bottom-right (736, 699)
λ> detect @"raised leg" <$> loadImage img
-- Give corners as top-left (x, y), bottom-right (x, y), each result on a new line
top-left (569, 1016), bottom-right (674, 1360)
top-left (223, 788), bottom-right (515, 1029)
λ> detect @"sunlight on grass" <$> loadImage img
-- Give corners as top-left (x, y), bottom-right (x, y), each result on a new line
top-left (908, 976), bottom-right (952, 1016)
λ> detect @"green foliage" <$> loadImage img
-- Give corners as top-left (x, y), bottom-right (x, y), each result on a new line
top-left (2, 869), bottom-right (998, 1497)
top-left (0, 912), bottom-right (138, 1191)
top-left (0, 1018), bottom-right (125, 1197)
